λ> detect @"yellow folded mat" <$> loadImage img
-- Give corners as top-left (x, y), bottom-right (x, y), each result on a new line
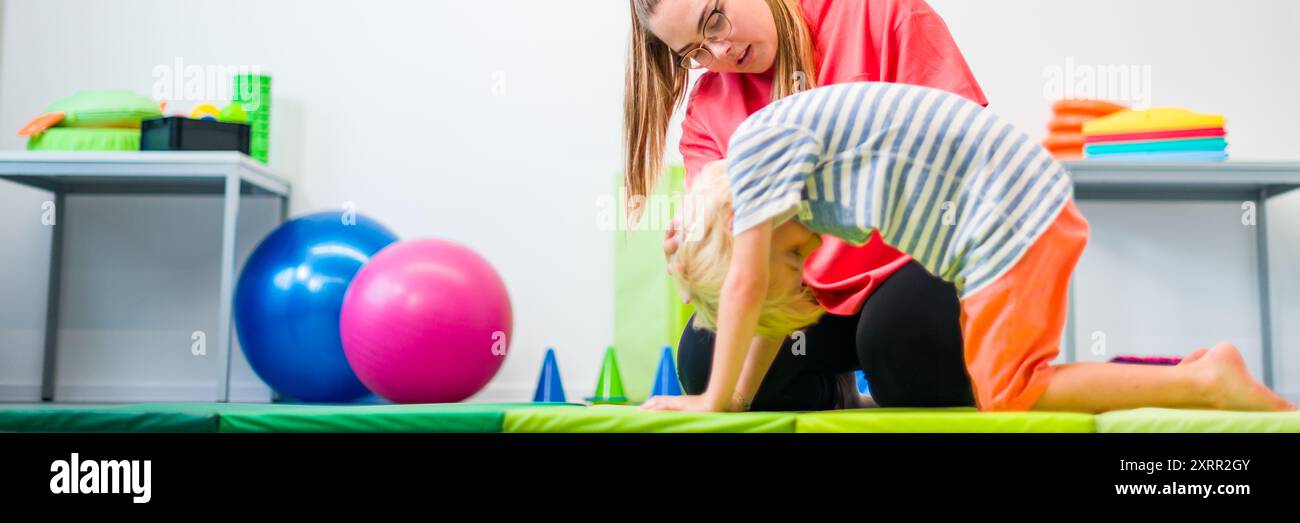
top-left (1083, 107), bottom-right (1225, 136)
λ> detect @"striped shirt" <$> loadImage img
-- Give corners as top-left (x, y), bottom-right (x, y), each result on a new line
top-left (726, 82), bottom-right (1072, 298)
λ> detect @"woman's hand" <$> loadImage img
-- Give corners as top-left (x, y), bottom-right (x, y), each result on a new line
top-left (639, 393), bottom-right (741, 412)
top-left (664, 216), bottom-right (682, 267)
top-left (666, 159), bottom-right (727, 286)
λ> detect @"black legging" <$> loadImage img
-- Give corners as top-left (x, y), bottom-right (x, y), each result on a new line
top-left (677, 260), bottom-right (976, 411)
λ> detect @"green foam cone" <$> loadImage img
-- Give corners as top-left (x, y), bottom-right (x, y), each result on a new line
top-left (585, 346), bottom-right (628, 404)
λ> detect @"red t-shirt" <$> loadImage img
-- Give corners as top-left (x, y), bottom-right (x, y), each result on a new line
top-left (679, 0), bottom-right (988, 315)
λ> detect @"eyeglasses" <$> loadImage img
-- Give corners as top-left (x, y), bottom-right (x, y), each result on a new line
top-left (676, 0), bottom-right (733, 70)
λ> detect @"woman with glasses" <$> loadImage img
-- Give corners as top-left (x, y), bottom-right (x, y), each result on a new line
top-left (625, 0), bottom-right (989, 412)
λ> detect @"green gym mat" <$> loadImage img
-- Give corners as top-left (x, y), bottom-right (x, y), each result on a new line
top-left (795, 408), bottom-right (1096, 433)
top-left (0, 403), bottom-right (281, 433)
top-left (218, 402), bottom-right (580, 433)
top-left (503, 405), bottom-right (798, 433)
top-left (1095, 408), bottom-right (1300, 433)
top-left (0, 402), bottom-right (580, 433)
top-left (4, 402), bottom-right (1297, 433)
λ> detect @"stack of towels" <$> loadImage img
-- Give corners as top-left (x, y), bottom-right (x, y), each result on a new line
top-left (1082, 107), bottom-right (1228, 161)
top-left (1042, 99), bottom-right (1128, 160)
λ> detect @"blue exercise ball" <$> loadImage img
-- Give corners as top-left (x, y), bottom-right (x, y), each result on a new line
top-left (234, 211), bottom-right (398, 402)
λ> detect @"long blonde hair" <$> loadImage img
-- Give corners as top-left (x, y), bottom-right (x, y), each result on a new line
top-left (623, 0), bottom-right (819, 221)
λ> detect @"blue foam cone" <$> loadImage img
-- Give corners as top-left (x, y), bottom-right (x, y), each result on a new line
top-left (532, 347), bottom-right (567, 402)
top-left (650, 346), bottom-right (683, 397)
top-left (855, 370), bottom-right (871, 395)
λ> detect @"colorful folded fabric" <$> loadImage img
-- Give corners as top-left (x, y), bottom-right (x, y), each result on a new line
top-left (1084, 137), bottom-right (1227, 156)
top-left (1083, 150), bottom-right (1228, 161)
top-left (1048, 114), bottom-right (1095, 133)
top-left (1044, 99), bottom-right (1128, 160)
top-left (1084, 127), bottom-right (1225, 144)
top-left (1052, 99), bottom-right (1129, 118)
top-left (1083, 107), bottom-right (1225, 135)
top-left (1043, 132), bottom-right (1084, 150)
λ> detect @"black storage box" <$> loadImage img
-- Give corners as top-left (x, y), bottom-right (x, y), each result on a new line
top-left (140, 116), bottom-right (251, 154)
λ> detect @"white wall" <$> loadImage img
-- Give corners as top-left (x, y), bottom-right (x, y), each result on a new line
top-left (929, 0), bottom-right (1300, 400)
top-left (0, 0), bottom-right (1295, 404)
top-left (931, 0), bottom-right (1300, 159)
top-left (0, 0), bottom-right (625, 402)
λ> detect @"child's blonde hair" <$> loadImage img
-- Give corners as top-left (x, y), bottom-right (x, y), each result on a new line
top-left (672, 163), bottom-right (825, 338)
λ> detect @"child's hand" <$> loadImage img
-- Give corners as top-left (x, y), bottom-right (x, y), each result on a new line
top-left (639, 394), bottom-right (735, 412)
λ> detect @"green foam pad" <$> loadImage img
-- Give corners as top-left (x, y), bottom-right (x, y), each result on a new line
top-left (218, 402), bottom-right (580, 433)
top-left (1095, 408), bottom-right (1300, 433)
top-left (0, 403), bottom-right (274, 433)
top-left (503, 405), bottom-right (797, 433)
top-left (44, 89), bottom-right (161, 128)
top-left (794, 408), bottom-right (1096, 433)
top-left (613, 165), bottom-right (694, 401)
top-left (27, 127), bottom-right (140, 151)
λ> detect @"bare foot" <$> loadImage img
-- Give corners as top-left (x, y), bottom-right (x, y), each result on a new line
top-left (1189, 343), bottom-right (1296, 411)
top-left (1178, 348), bottom-right (1209, 366)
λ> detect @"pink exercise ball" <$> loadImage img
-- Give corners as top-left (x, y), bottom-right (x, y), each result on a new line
top-left (340, 238), bottom-right (512, 403)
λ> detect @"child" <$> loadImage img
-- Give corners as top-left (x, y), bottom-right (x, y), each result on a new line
top-left (643, 82), bottom-right (1294, 414)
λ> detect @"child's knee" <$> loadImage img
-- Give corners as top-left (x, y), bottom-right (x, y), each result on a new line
top-left (972, 361), bottom-right (1057, 412)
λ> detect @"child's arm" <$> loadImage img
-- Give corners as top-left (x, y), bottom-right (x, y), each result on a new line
top-left (732, 335), bottom-right (784, 411)
top-left (703, 218), bottom-right (773, 408)
top-left (641, 219), bottom-right (774, 412)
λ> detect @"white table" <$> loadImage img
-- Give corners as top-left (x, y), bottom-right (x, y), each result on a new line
top-left (0, 151), bottom-right (290, 402)
top-left (1064, 160), bottom-right (1300, 388)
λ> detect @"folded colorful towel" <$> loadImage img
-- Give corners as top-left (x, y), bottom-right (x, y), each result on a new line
top-left (1084, 127), bottom-right (1225, 144)
top-left (1043, 132), bottom-right (1084, 150)
top-left (1052, 99), bottom-right (1129, 118)
top-left (1083, 150), bottom-right (1228, 161)
top-left (1083, 107), bottom-right (1225, 135)
top-left (1048, 114), bottom-right (1096, 133)
top-left (1084, 137), bottom-right (1227, 156)
top-left (1043, 99), bottom-right (1128, 160)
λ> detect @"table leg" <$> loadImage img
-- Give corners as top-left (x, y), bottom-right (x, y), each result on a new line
top-left (1255, 189), bottom-right (1274, 389)
top-left (215, 173), bottom-right (241, 402)
top-left (270, 195), bottom-right (288, 404)
top-left (40, 191), bottom-right (66, 402)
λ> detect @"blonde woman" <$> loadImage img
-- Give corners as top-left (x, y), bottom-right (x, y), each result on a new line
top-left (625, 0), bottom-right (988, 411)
